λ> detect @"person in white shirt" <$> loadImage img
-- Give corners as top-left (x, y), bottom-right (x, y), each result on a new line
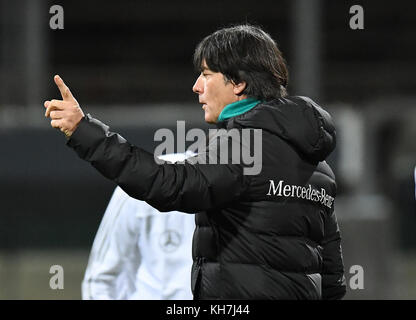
top-left (82, 153), bottom-right (195, 300)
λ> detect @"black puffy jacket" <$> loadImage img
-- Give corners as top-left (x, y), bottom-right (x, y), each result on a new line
top-left (67, 96), bottom-right (346, 300)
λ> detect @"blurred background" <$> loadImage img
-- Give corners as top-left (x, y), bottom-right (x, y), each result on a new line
top-left (0, 0), bottom-right (415, 299)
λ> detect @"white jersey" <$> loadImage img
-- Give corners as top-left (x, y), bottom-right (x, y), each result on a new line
top-left (82, 188), bottom-right (196, 299)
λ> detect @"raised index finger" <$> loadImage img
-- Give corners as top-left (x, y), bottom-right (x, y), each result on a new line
top-left (54, 75), bottom-right (74, 101)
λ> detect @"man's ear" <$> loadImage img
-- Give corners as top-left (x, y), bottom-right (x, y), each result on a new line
top-left (233, 81), bottom-right (246, 95)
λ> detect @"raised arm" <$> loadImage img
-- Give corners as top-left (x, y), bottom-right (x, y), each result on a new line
top-left (44, 76), bottom-right (249, 213)
top-left (67, 115), bottom-right (249, 213)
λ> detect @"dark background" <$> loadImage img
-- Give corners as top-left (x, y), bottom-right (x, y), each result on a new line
top-left (0, 0), bottom-right (415, 299)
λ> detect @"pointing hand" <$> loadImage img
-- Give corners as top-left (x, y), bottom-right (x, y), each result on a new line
top-left (44, 75), bottom-right (85, 137)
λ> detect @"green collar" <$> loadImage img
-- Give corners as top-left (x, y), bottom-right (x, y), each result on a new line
top-left (217, 98), bottom-right (261, 122)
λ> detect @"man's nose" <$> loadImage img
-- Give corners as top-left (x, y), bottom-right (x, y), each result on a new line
top-left (192, 76), bottom-right (203, 94)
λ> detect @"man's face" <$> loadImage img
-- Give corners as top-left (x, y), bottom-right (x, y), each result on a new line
top-left (192, 61), bottom-right (239, 123)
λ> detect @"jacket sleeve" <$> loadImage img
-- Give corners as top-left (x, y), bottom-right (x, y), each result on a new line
top-left (67, 115), bottom-right (250, 213)
top-left (82, 187), bottom-right (142, 300)
top-left (321, 207), bottom-right (347, 300)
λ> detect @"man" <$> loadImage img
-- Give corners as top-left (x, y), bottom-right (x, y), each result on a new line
top-left (45, 24), bottom-right (346, 299)
top-left (82, 153), bottom-right (195, 300)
